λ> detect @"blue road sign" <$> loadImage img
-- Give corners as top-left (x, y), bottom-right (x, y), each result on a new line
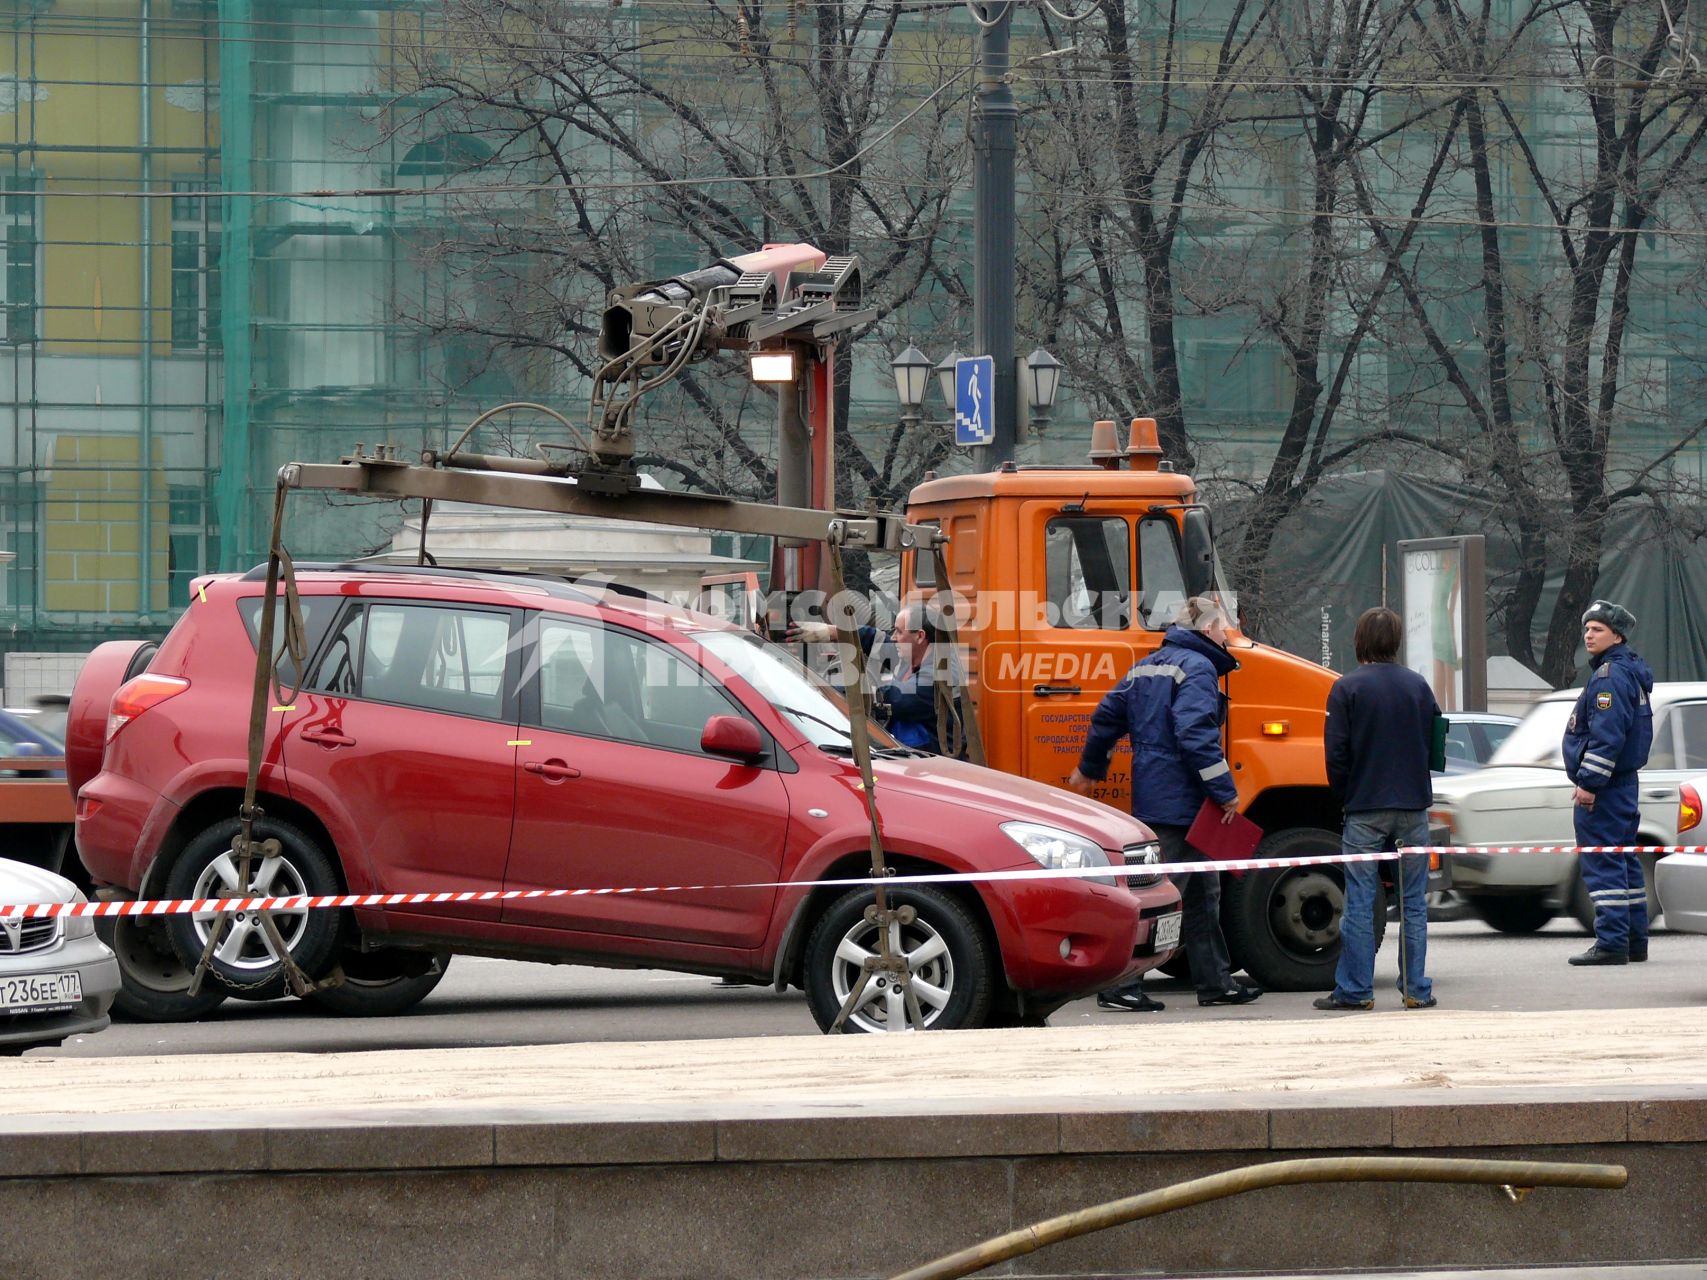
top-left (954, 355), bottom-right (995, 447)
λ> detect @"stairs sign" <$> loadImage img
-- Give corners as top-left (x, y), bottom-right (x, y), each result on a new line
top-left (955, 356), bottom-right (995, 447)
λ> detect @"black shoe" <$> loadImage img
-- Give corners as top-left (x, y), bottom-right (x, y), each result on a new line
top-left (1568, 945), bottom-right (1629, 966)
top-left (1629, 946), bottom-right (1649, 963)
top-left (1198, 985), bottom-right (1262, 1006)
top-left (1312, 994), bottom-right (1374, 1011)
top-left (1403, 994), bottom-right (1438, 1009)
top-left (1097, 987), bottom-right (1165, 1013)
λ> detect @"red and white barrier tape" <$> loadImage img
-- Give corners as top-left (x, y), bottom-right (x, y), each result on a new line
top-left (4, 844), bottom-right (1705, 920)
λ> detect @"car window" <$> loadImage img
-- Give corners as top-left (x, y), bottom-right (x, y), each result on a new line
top-left (1444, 720), bottom-right (1478, 762)
top-left (1476, 720), bottom-right (1515, 759)
top-left (240, 595), bottom-right (340, 689)
top-left (536, 617), bottom-right (739, 754)
top-left (1488, 699), bottom-right (1573, 767)
top-left (1046, 516), bottom-right (1130, 630)
top-left (310, 602), bottom-right (512, 720)
top-left (1671, 701), bottom-right (1707, 771)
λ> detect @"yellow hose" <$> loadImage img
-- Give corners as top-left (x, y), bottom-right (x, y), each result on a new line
top-left (890, 1155), bottom-right (1627, 1280)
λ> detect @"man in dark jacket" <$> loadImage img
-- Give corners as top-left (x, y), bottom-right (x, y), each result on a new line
top-left (1314, 607), bottom-right (1440, 1011)
top-left (1562, 599), bottom-right (1655, 966)
top-left (790, 605), bottom-right (960, 754)
top-left (1068, 596), bottom-right (1260, 1010)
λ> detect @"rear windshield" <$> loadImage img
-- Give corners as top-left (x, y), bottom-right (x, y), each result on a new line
top-left (1487, 699), bottom-right (1573, 768)
top-left (239, 595), bottom-right (341, 689)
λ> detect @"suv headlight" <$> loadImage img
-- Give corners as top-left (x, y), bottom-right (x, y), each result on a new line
top-left (62, 889), bottom-right (95, 940)
top-left (1000, 822), bottom-right (1116, 885)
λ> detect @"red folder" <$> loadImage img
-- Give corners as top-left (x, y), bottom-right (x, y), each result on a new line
top-left (1185, 798), bottom-right (1264, 868)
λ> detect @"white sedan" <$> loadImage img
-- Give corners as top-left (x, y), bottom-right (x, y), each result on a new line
top-left (1430, 682), bottom-right (1707, 933)
top-left (1656, 779), bottom-right (1707, 935)
top-left (0, 856), bottom-right (121, 1055)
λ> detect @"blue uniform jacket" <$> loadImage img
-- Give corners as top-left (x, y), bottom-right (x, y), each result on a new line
top-left (1076, 626), bottom-right (1239, 826)
top-left (1562, 643), bottom-right (1654, 791)
top-left (851, 625), bottom-right (958, 755)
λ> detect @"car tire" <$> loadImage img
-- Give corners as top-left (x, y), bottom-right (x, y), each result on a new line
top-left (306, 949), bottom-right (450, 1017)
top-left (803, 886), bottom-right (993, 1033)
top-left (163, 816), bottom-right (342, 1001)
top-left (1467, 892), bottom-right (1556, 934)
top-left (1569, 851), bottom-right (1665, 933)
top-left (1223, 827), bottom-right (1386, 992)
top-left (1156, 949), bottom-right (1193, 980)
top-left (99, 914), bottom-right (228, 1023)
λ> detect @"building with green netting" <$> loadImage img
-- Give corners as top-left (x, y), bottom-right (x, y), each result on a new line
top-left (1, 0), bottom-right (1704, 690)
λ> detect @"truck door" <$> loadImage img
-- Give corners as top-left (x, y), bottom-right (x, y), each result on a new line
top-left (1011, 505), bottom-right (1152, 801)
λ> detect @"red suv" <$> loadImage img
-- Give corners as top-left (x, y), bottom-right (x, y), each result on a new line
top-left (68, 565), bottom-right (1181, 1031)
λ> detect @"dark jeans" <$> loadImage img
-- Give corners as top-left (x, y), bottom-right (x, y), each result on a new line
top-left (1153, 822), bottom-right (1235, 994)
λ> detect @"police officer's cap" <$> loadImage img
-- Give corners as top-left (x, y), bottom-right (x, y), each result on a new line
top-left (1582, 598), bottom-right (1635, 639)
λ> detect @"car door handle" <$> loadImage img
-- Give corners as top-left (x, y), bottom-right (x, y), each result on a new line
top-left (1644, 789), bottom-right (1671, 799)
top-left (1033, 685), bottom-right (1082, 697)
top-left (300, 728), bottom-right (357, 747)
top-left (524, 759), bottom-right (582, 781)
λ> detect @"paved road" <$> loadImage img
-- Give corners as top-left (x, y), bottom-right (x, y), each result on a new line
top-left (36, 916), bottom-right (1707, 1058)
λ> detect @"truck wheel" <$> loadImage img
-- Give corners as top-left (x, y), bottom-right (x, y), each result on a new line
top-left (803, 886), bottom-right (993, 1033)
top-left (1223, 827), bottom-right (1385, 992)
top-left (99, 914), bottom-right (228, 1023)
top-left (307, 949), bottom-right (450, 1017)
top-left (1467, 893), bottom-right (1555, 934)
top-left (163, 817), bottom-right (342, 1001)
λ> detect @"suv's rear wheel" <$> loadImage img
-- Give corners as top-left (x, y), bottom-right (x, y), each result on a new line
top-left (307, 948), bottom-right (450, 1017)
top-left (803, 886), bottom-right (993, 1033)
top-left (100, 913), bottom-right (228, 1022)
top-left (163, 817), bottom-right (341, 1000)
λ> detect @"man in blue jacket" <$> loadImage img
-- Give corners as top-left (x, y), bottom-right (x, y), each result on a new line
top-left (1314, 607), bottom-right (1440, 1012)
top-left (790, 605), bottom-right (960, 754)
top-left (1069, 596), bottom-right (1261, 1010)
top-left (1562, 599), bottom-right (1655, 966)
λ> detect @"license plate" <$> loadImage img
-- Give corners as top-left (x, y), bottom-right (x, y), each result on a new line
top-left (1153, 911), bottom-right (1183, 951)
top-left (0, 970), bottom-right (81, 1014)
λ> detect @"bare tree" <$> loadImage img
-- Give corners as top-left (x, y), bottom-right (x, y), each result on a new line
top-left (380, 0), bottom-right (971, 506)
top-left (1368, 0), bottom-right (1707, 683)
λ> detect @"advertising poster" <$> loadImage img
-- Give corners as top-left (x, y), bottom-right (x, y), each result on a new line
top-left (1398, 535), bottom-right (1486, 713)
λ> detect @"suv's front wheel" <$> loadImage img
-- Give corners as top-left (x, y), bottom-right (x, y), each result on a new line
top-left (803, 886), bottom-right (993, 1033)
top-left (163, 817), bottom-right (342, 1000)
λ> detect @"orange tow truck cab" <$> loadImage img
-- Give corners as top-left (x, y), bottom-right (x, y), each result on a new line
top-left (902, 418), bottom-right (1356, 992)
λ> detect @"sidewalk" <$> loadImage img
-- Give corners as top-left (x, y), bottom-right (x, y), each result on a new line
top-left (2, 1005), bottom-right (1704, 1129)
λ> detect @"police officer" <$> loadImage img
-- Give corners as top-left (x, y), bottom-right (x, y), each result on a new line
top-left (1562, 599), bottom-right (1655, 967)
top-left (1068, 595), bottom-right (1261, 1010)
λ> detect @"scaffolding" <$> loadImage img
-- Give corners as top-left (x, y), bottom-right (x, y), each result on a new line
top-left (0, 0), bottom-right (514, 667)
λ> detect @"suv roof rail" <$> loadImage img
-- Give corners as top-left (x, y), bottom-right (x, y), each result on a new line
top-left (237, 560), bottom-right (667, 605)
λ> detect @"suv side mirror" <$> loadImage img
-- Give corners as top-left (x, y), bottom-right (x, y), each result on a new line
top-left (701, 715), bottom-right (766, 762)
top-left (1181, 508), bottom-right (1216, 599)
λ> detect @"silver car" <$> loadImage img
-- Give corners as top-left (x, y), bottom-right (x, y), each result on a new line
top-left (1655, 777), bottom-right (1707, 936)
top-left (0, 856), bottom-right (121, 1055)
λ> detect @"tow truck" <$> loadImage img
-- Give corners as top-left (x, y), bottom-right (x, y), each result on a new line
top-left (75, 240), bottom-right (1367, 1001)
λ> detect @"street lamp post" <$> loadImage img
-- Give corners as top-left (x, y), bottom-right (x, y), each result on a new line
top-left (894, 344), bottom-right (1062, 442)
top-left (971, 1), bottom-right (1018, 467)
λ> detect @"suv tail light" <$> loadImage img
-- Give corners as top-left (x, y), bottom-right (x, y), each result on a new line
top-left (1680, 783), bottom-right (1702, 835)
top-left (107, 674), bottom-right (190, 743)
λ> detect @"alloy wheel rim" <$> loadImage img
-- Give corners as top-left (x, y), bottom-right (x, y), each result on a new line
top-left (829, 911), bottom-right (955, 1033)
top-left (187, 847), bottom-right (310, 972)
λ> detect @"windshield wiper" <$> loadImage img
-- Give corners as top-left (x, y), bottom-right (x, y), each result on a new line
top-left (819, 741), bottom-right (925, 760)
top-left (775, 705), bottom-right (854, 741)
